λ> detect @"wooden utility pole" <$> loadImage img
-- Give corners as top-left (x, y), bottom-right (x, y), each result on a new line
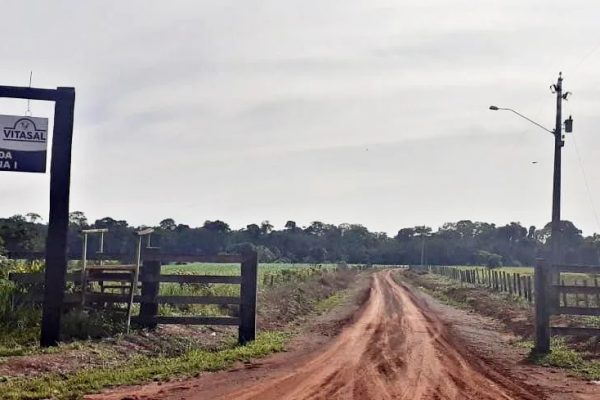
top-left (551, 73), bottom-right (564, 270)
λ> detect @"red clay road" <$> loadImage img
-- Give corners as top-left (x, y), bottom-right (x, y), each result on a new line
top-left (92, 270), bottom-right (600, 400)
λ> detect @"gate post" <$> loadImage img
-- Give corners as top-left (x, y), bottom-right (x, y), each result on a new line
top-left (41, 87), bottom-right (76, 347)
top-left (139, 247), bottom-right (161, 329)
top-left (239, 250), bottom-right (258, 345)
top-left (534, 258), bottom-right (551, 353)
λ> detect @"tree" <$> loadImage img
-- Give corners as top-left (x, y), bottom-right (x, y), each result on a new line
top-left (245, 224), bottom-right (261, 238)
top-left (25, 213), bottom-right (42, 223)
top-left (260, 220), bottom-right (273, 235)
top-left (203, 220), bottom-right (230, 233)
top-left (284, 220), bottom-right (298, 232)
top-left (69, 211), bottom-right (88, 228)
top-left (159, 218), bottom-right (176, 231)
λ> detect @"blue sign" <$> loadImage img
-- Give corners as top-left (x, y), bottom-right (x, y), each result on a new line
top-left (0, 115), bottom-right (48, 173)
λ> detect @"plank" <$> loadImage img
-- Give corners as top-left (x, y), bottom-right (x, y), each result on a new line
top-left (10, 271), bottom-right (137, 284)
top-left (10, 272), bottom-right (241, 290)
top-left (17, 292), bottom-right (240, 306)
top-left (554, 265), bottom-right (600, 274)
top-left (156, 296), bottom-right (240, 305)
top-left (161, 254), bottom-right (242, 263)
top-left (0, 85), bottom-right (67, 101)
top-left (86, 265), bottom-right (136, 271)
top-left (553, 285), bottom-right (600, 295)
top-left (551, 327), bottom-right (600, 336)
top-left (553, 307), bottom-right (600, 316)
top-left (133, 316), bottom-right (240, 326)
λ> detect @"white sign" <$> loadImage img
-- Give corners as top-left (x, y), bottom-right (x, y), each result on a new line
top-left (0, 114), bottom-right (48, 173)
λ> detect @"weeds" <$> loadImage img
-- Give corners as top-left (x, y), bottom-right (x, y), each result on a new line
top-left (0, 331), bottom-right (289, 400)
top-left (527, 337), bottom-right (600, 380)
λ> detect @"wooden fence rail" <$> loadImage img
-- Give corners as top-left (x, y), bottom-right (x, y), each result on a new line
top-left (9, 249), bottom-right (258, 345)
top-left (534, 259), bottom-right (600, 353)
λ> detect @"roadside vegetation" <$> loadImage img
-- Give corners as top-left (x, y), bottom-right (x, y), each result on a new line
top-left (397, 269), bottom-right (600, 380)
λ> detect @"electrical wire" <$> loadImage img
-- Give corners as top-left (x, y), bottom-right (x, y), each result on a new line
top-left (570, 130), bottom-right (600, 232)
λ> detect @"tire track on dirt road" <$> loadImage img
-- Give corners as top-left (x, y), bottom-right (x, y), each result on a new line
top-left (149, 270), bottom-right (545, 400)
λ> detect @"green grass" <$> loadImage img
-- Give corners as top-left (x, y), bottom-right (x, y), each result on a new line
top-left (524, 337), bottom-right (600, 380)
top-left (315, 290), bottom-right (349, 314)
top-left (0, 331), bottom-right (289, 400)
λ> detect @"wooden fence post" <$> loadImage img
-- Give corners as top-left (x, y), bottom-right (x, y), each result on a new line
top-left (239, 250), bottom-right (258, 345)
top-left (527, 275), bottom-right (533, 303)
top-left (139, 247), bottom-right (161, 329)
top-left (595, 277), bottom-right (600, 308)
top-left (534, 259), bottom-right (551, 353)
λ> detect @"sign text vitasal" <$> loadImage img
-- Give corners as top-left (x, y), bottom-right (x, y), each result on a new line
top-left (0, 114), bottom-right (48, 173)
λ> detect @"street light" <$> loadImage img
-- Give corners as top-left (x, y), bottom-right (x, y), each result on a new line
top-left (489, 74), bottom-right (574, 351)
top-left (488, 105), bottom-right (554, 135)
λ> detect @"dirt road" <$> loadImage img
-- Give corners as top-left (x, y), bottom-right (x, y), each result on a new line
top-left (93, 270), bottom-right (600, 400)
top-left (206, 270), bottom-right (540, 400)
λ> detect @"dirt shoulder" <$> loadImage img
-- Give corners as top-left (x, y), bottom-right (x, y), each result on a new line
top-left (397, 270), bottom-right (600, 399)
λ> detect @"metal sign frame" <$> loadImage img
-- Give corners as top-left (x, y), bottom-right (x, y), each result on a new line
top-left (0, 85), bottom-right (75, 346)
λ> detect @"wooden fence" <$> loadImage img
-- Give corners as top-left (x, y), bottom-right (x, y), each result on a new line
top-left (9, 248), bottom-right (258, 345)
top-left (535, 259), bottom-right (600, 353)
top-left (426, 265), bottom-right (534, 303)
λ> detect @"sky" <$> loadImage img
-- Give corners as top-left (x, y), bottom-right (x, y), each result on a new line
top-left (2, 0), bottom-right (600, 235)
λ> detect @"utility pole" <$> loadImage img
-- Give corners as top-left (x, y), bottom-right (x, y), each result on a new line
top-left (551, 72), bottom-right (564, 269)
top-left (549, 72), bottom-right (573, 306)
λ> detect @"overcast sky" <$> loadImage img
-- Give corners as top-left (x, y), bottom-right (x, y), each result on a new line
top-left (2, 0), bottom-right (600, 235)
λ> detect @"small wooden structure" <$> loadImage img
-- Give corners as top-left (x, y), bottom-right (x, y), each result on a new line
top-left (534, 259), bottom-right (600, 353)
top-left (79, 228), bottom-right (154, 333)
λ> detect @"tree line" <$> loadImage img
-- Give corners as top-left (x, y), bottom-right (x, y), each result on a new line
top-left (1, 211), bottom-right (599, 266)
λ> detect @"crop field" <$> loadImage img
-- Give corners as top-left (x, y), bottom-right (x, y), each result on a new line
top-left (162, 262), bottom-right (336, 279)
top-left (156, 262), bottom-right (337, 317)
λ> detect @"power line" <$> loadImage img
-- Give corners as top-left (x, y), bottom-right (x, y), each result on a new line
top-left (570, 131), bottom-right (600, 232)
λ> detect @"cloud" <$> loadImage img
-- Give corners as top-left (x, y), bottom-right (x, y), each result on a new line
top-left (2, 0), bottom-right (600, 236)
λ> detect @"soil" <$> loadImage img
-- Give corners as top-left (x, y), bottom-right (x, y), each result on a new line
top-left (88, 270), bottom-right (600, 400)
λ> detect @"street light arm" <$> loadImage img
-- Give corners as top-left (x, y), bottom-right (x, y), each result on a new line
top-left (489, 106), bottom-right (554, 135)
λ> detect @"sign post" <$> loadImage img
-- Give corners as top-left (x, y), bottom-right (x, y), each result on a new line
top-left (0, 85), bottom-right (75, 346)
